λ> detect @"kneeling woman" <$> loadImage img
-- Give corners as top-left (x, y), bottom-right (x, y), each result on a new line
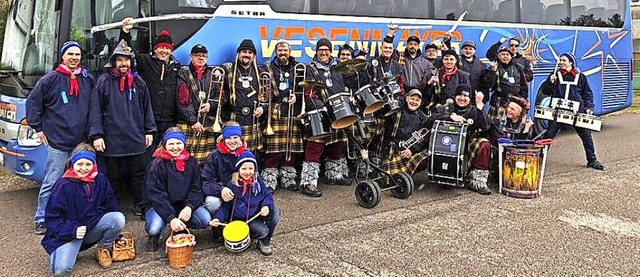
top-left (41, 143), bottom-right (125, 276)
top-left (143, 128), bottom-right (211, 251)
top-left (210, 151), bottom-right (281, 256)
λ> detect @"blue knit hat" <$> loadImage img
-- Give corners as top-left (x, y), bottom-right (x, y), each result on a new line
top-left (236, 151), bottom-right (258, 172)
top-left (71, 150), bottom-right (96, 166)
top-left (222, 125), bottom-right (242, 139)
top-left (560, 52), bottom-right (576, 67)
top-left (162, 130), bottom-right (186, 146)
top-left (60, 41), bottom-right (81, 59)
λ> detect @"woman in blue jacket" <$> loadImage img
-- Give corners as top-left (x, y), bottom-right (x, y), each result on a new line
top-left (210, 151), bottom-right (280, 256)
top-left (41, 144), bottom-right (125, 276)
top-left (143, 128), bottom-right (211, 251)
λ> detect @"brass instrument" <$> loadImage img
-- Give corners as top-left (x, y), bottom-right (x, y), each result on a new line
top-left (252, 100), bottom-right (261, 151)
top-left (293, 63), bottom-right (306, 118)
top-left (211, 66), bottom-right (225, 133)
top-left (398, 128), bottom-right (430, 150)
top-left (260, 72), bottom-right (275, 135)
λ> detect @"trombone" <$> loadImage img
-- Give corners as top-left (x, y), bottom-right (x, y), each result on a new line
top-left (211, 66), bottom-right (225, 133)
top-left (293, 63), bottom-right (306, 118)
top-left (260, 72), bottom-right (275, 135)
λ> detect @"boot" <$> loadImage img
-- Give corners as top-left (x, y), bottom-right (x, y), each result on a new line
top-left (338, 157), bottom-right (350, 179)
top-left (325, 159), bottom-right (352, 186)
top-left (280, 166), bottom-right (298, 191)
top-left (468, 169), bottom-right (491, 195)
top-left (145, 235), bottom-right (160, 252)
top-left (301, 161), bottom-right (322, 197)
top-left (261, 168), bottom-right (279, 193)
top-left (96, 246), bottom-right (113, 268)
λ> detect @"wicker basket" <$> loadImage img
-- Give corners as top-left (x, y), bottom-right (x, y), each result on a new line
top-left (112, 232), bottom-right (136, 262)
top-left (165, 229), bottom-right (197, 269)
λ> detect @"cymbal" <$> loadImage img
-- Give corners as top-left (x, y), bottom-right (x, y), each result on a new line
top-left (298, 80), bottom-right (328, 90)
top-left (334, 58), bottom-right (367, 74)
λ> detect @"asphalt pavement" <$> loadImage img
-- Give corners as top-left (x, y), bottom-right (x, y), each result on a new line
top-left (1, 113), bottom-right (639, 276)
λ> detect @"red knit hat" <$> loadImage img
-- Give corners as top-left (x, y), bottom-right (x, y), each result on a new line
top-left (154, 29), bottom-right (173, 50)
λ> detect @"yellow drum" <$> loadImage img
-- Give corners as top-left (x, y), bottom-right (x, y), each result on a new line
top-left (501, 146), bottom-right (546, 199)
top-left (222, 220), bottom-right (251, 252)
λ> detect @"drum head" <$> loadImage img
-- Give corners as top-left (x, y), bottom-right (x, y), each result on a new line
top-left (332, 115), bottom-right (359, 129)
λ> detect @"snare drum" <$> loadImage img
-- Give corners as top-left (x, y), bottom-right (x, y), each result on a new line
top-left (355, 85), bottom-right (384, 114)
top-left (301, 109), bottom-right (332, 139)
top-left (379, 81), bottom-right (402, 116)
top-left (222, 221), bottom-right (251, 252)
top-left (555, 109), bottom-right (576, 125)
top-left (501, 146), bottom-right (545, 198)
top-left (574, 113), bottom-right (602, 131)
top-left (325, 92), bottom-right (359, 129)
top-left (534, 106), bottom-right (555, 120)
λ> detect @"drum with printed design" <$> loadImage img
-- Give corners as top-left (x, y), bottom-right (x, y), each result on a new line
top-left (500, 146), bottom-right (545, 199)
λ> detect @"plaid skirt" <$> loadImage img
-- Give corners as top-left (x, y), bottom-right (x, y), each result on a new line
top-left (382, 150), bottom-right (429, 176)
top-left (467, 137), bottom-right (490, 170)
top-left (306, 128), bottom-right (348, 145)
top-left (264, 116), bottom-right (304, 154)
top-left (178, 123), bottom-right (217, 165)
top-left (240, 124), bottom-right (262, 152)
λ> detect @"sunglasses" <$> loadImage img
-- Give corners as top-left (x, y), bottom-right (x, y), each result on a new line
top-left (509, 44), bottom-right (520, 47)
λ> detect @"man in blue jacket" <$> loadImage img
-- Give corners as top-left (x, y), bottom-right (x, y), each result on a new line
top-left (89, 40), bottom-right (157, 214)
top-left (27, 41), bottom-right (95, 234)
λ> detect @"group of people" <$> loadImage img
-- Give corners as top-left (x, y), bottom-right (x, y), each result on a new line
top-left (27, 17), bottom-right (605, 275)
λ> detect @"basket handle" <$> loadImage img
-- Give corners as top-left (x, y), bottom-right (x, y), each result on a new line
top-left (169, 228), bottom-right (191, 243)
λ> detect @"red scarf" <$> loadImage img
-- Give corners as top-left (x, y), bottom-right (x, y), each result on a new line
top-left (240, 176), bottom-right (255, 196)
top-left (62, 165), bottom-right (98, 183)
top-left (56, 65), bottom-right (82, 97)
top-left (194, 65), bottom-right (205, 80)
top-left (111, 68), bottom-right (134, 92)
top-left (152, 148), bottom-right (190, 172)
top-left (440, 66), bottom-right (458, 84)
top-left (216, 139), bottom-right (247, 157)
top-left (560, 68), bottom-right (577, 78)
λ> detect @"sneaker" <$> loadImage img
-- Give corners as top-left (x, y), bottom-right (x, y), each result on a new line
top-left (286, 185), bottom-right (299, 192)
top-left (145, 235), bottom-right (160, 252)
top-left (96, 246), bottom-right (113, 268)
top-left (35, 222), bottom-right (46, 235)
top-left (134, 206), bottom-right (143, 217)
top-left (257, 241), bottom-right (273, 256)
top-left (211, 227), bottom-right (224, 243)
top-left (476, 186), bottom-right (492, 195)
top-left (587, 160), bottom-right (605, 170)
top-left (302, 185), bottom-right (323, 197)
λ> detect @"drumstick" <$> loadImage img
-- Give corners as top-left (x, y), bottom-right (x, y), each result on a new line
top-left (246, 212), bottom-right (262, 224)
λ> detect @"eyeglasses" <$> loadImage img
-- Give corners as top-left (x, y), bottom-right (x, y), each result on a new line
top-left (509, 44), bottom-right (520, 47)
top-left (192, 54), bottom-right (207, 58)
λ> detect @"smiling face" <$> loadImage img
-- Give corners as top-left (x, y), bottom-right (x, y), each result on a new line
top-left (425, 48), bottom-right (438, 59)
top-left (380, 41), bottom-right (394, 59)
top-left (238, 49), bottom-right (255, 66)
top-left (406, 94), bottom-right (422, 111)
top-left (498, 51), bottom-right (512, 64)
top-left (73, 158), bottom-right (94, 178)
top-left (316, 46), bottom-right (331, 63)
top-left (114, 55), bottom-right (131, 73)
top-left (455, 93), bottom-right (470, 107)
top-left (559, 56), bottom-right (573, 71)
top-left (508, 39), bottom-right (520, 53)
top-left (239, 162), bottom-right (255, 180)
top-left (506, 102), bottom-right (524, 120)
top-left (339, 50), bottom-right (352, 62)
top-left (276, 43), bottom-right (291, 64)
top-left (190, 52), bottom-right (207, 67)
top-left (224, 135), bottom-right (242, 151)
top-left (62, 47), bottom-right (81, 70)
top-left (164, 138), bottom-right (185, 158)
top-left (442, 54), bottom-right (457, 70)
top-left (154, 46), bottom-right (172, 62)
top-left (461, 46), bottom-right (475, 58)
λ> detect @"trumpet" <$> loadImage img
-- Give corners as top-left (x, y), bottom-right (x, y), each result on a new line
top-left (260, 72), bottom-right (275, 135)
top-left (293, 63), bottom-right (306, 118)
top-left (398, 128), bottom-right (430, 150)
top-left (211, 66), bottom-right (225, 133)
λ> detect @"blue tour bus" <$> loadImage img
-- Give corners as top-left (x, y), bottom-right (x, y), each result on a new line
top-left (0, 0), bottom-right (632, 182)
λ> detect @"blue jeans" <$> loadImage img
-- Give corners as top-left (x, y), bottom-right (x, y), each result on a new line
top-left (35, 146), bottom-right (70, 224)
top-left (146, 121), bottom-right (177, 163)
top-left (145, 207), bottom-right (212, 236)
top-left (545, 121), bottom-right (597, 163)
top-left (203, 196), bottom-right (222, 217)
top-left (49, 212), bottom-right (125, 276)
top-left (248, 206), bottom-right (281, 246)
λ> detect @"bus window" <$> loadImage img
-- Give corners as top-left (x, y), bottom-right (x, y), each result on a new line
top-left (495, 0), bottom-right (516, 22)
top-left (542, 0), bottom-right (568, 25)
top-left (521, 1), bottom-right (545, 23)
top-left (391, 0), bottom-right (430, 19)
top-left (267, 0), bottom-right (306, 13)
top-left (435, 0), bottom-right (462, 20)
top-left (22, 0), bottom-right (56, 76)
top-left (466, 0), bottom-right (495, 21)
top-left (178, 0), bottom-right (215, 8)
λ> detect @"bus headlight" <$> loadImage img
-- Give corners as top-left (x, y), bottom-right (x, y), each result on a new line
top-left (17, 124), bottom-right (42, 147)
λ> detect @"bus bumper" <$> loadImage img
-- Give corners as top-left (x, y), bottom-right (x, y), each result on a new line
top-left (0, 139), bottom-right (46, 183)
